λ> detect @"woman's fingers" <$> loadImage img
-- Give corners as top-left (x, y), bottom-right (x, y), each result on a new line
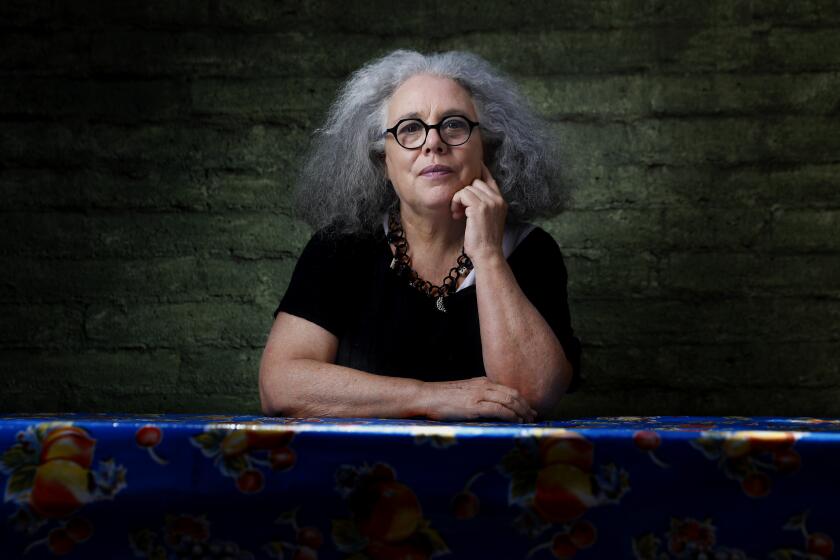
top-left (450, 164), bottom-right (504, 221)
top-left (450, 196), bottom-right (465, 219)
top-left (456, 182), bottom-right (507, 263)
top-left (450, 186), bottom-right (482, 219)
top-left (423, 378), bottom-right (537, 423)
top-left (456, 185), bottom-right (484, 206)
top-left (486, 386), bottom-right (537, 422)
top-left (475, 400), bottom-right (523, 422)
top-left (450, 189), bottom-right (468, 218)
top-left (453, 185), bottom-right (500, 216)
top-left (468, 183), bottom-right (505, 209)
top-left (467, 378), bottom-right (536, 423)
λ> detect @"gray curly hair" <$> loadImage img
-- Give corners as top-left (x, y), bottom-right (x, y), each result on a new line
top-left (295, 49), bottom-right (567, 234)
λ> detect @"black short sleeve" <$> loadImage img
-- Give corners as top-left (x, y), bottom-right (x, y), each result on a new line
top-left (274, 231), bottom-right (350, 337)
top-left (508, 228), bottom-right (582, 392)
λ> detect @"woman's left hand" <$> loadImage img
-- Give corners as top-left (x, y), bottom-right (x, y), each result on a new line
top-left (450, 162), bottom-right (507, 266)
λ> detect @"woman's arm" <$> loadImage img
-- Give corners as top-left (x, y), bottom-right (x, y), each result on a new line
top-left (452, 163), bottom-right (573, 417)
top-left (474, 255), bottom-right (573, 417)
top-left (259, 312), bottom-right (536, 421)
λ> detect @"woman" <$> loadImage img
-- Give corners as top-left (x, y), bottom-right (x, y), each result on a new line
top-left (260, 50), bottom-right (580, 422)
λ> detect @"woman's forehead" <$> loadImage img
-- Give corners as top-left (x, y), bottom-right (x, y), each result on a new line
top-left (387, 74), bottom-right (477, 121)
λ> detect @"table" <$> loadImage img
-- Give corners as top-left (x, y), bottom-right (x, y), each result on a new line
top-left (1, 415), bottom-right (838, 559)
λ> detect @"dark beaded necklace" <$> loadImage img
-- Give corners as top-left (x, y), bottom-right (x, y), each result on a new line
top-left (386, 210), bottom-right (473, 313)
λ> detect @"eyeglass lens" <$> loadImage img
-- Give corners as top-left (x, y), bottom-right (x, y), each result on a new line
top-left (396, 116), bottom-right (471, 149)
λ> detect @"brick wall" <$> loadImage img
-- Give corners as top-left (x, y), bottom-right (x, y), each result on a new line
top-left (1, 1), bottom-right (839, 415)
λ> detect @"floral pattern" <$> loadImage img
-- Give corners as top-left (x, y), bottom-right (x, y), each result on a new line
top-left (331, 462), bottom-right (449, 560)
top-left (1, 423), bottom-right (126, 556)
top-left (0, 415), bottom-right (837, 558)
top-left (129, 513), bottom-right (255, 560)
top-left (190, 422), bottom-right (297, 494)
top-left (498, 431), bottom-right (629, 557)
top-left (691, 430), bottom-right (800, 497)
top-left (633, 517), bottom-right (751, 559)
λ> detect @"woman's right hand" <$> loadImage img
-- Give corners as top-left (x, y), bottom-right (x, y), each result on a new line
top-left (420, 377), bottom-right (537, 423)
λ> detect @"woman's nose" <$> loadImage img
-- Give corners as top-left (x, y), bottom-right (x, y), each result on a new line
top-left (423, 128), bottom-right (448, 154)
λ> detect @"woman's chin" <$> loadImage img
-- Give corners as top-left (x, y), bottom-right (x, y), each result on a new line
top-left (422, 193), bottom-right (459, 213)
top-left (401, 185), bottom-right (456, 212)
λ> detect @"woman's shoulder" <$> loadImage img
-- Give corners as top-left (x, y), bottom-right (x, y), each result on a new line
top-left (508, 223), bottom-right (563, 257)
top-left (506, 223), bottom-right (569, 281)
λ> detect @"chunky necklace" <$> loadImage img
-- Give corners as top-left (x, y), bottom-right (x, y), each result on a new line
top-left (387, 210), bottom-right (473, 313)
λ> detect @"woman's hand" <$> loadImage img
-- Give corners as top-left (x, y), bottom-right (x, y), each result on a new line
top-left (450, 162), bottom-right (507, 266)
top-left (420, 377), bottom-right (537, 423)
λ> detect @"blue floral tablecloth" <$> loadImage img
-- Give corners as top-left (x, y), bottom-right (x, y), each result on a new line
top-left (2, 414), bottom-right (839, 559)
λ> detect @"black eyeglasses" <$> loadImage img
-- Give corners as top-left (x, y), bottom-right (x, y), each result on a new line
top-left (384, 115), bottom-right (480, 150)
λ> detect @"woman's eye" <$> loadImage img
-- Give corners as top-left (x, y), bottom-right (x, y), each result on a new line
top-left (444, 119), bottom-right (467, 130)
top-left (399, 122), bottom-right (422, 134)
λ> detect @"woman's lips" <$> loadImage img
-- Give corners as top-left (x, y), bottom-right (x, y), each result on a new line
top-left (419, 165), bottom-right (453, 177)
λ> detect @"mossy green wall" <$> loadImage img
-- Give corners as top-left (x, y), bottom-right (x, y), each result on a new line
top-left (2, 1), bottom-right (839, 415)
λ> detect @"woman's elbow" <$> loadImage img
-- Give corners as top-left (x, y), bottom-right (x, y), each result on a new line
top-left (534, 361), bottom-right (574, 419)
top-left (521, 357), bottom-right (570, 417)
top-left (531, 390), bottom-right (564, 420)
top-left (258, 373), bottom-right (280, 416)
top-left (259, 385), bottom-right (279, 416)
top-left (259, 359), bottom-right (295, 417)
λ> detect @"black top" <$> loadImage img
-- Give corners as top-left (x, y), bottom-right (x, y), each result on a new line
top-left (274, 226), bottom-right (581, 391)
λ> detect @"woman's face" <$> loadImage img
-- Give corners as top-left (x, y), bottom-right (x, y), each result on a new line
top-left (384, 74), bottom-right (484, 215)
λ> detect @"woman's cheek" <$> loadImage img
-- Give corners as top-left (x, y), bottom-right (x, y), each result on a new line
top-left (463, 167), bottom-right (479, 186)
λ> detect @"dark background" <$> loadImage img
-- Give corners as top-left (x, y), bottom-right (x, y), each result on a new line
top-left (2, 1), bottom-right (839, 415)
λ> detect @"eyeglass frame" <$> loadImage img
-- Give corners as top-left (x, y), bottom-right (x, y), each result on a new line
top-left (383, 115), bottom-right (480, 150)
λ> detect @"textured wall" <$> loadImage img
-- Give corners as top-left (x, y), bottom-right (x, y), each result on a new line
top-left (1, 1), bottom-right (839, 415)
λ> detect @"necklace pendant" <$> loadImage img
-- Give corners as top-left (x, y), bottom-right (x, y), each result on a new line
top-left (389, 257), bottom-right (397, 270)
top-left (435, 296), bottom-right (447, 313)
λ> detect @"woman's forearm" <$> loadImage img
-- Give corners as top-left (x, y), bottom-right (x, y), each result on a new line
top-left (474, 254), bottom-right (573, 416)
top-left (259, 357), bottom-right (536, 422)
top-left (259, 358), bottom-right (427, 418)
top-left (261, 312), bottom-right (537, 422)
